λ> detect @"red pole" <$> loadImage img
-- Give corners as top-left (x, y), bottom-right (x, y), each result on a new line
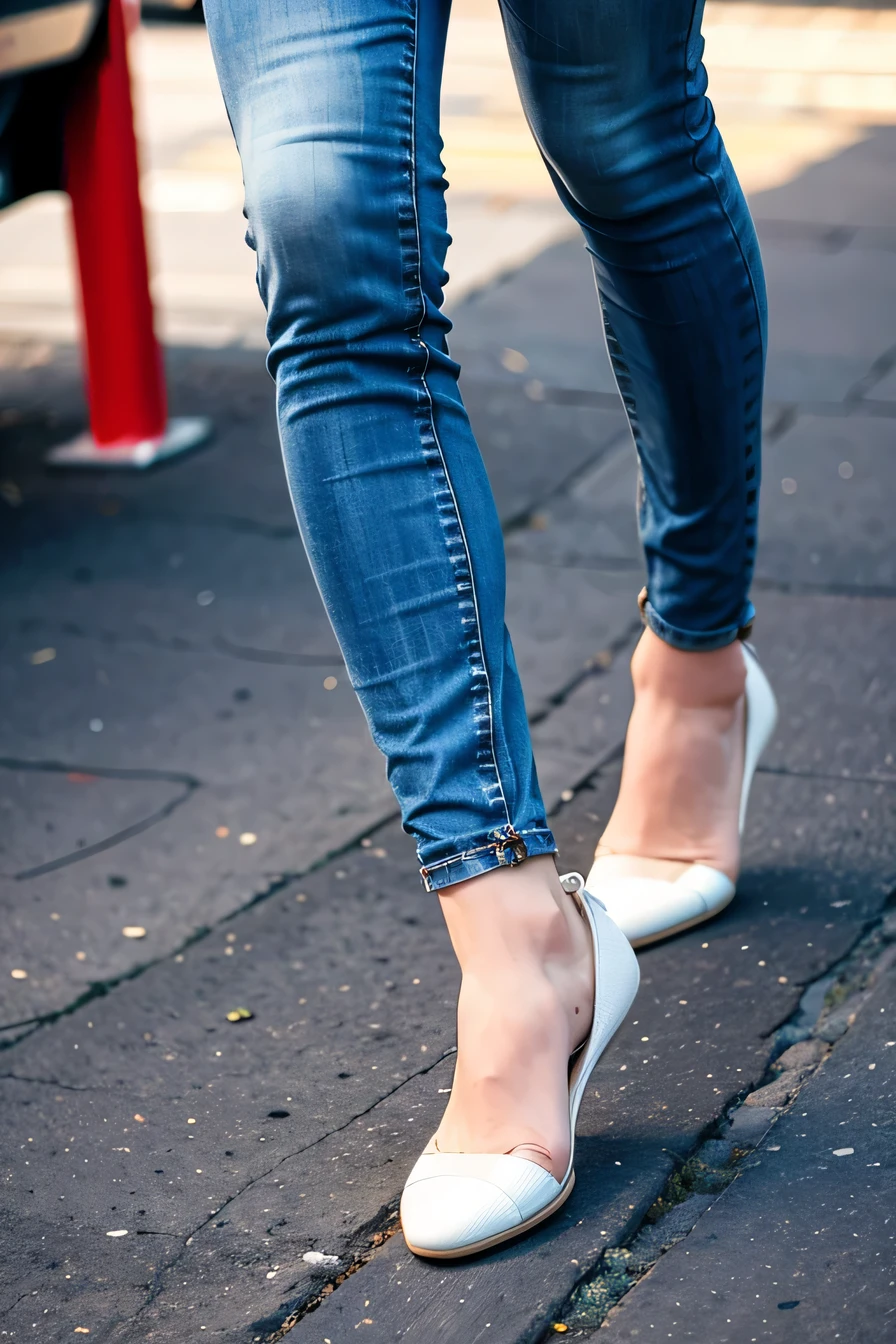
top-left (64, 0), bottom-right (167, 448)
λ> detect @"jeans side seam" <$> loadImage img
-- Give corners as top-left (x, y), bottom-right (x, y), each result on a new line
top-left (406, 0), bottom-right (512, 834)
top-left (684, 0), bottom-right (764, 612)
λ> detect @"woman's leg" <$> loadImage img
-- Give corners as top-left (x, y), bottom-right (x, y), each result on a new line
top-left (203, 0), bottom-right (593, 1176)
top-left (501, 0), bottom-right (765, 878)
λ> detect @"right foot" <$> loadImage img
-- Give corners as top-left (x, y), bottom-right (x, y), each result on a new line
top-left (434, 856), bottom-right (593, 1182)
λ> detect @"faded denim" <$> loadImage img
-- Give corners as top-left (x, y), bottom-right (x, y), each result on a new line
top-left (203, 0), bottom-right (766, 889)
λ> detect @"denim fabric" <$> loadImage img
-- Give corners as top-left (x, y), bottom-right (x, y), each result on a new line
top-left (203, 0), bottom-right (766, 889)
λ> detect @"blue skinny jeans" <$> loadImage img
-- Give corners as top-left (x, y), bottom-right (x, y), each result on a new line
top-left (203, 0), bottom-right (767, 891)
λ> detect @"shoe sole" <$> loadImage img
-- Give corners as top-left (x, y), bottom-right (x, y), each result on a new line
top-left (403, 1170), bottom-right (576, 1260)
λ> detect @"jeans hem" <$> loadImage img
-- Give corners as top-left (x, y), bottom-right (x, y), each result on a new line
top-left (640, 592), bottom-right (756, 652)
top-left (419, 825), bottom-right (557, 892)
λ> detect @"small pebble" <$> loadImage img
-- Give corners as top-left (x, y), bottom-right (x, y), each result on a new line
top-left (122, 926), bottom-right (146, 940)
top-left (302, 1250), bottom-right (339, 1266)
top-left (10, 968), bottom-right (27, 980)
top-left (239, 832), bottom-right (257, 846)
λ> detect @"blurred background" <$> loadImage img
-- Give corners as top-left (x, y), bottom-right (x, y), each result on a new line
top-left (1, 0), bottom-right (894, 347)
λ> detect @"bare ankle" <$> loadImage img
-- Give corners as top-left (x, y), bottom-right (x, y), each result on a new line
top-left (631, 628), bottom-right (746, 709)
top-left (439, 856), bottom-right (577, 969)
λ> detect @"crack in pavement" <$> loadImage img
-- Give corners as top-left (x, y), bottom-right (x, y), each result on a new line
top-left (845, 341), bottom-right (896, 405)
top-left (10, 619), bottom-right (345, 668)
top-left (0, 757), bottom-right (201, 880)
top-left (0, 1072), bottom-right (94, 1092)
top-left (0, 1291), bottom-right (35, 1323)
top-left (212, 635), bottom-right (344, 667)
top-left (528, 620), bottom-right (642, 729)
top-left (499, 430), bottom-right (632, 538)
top-left (557, 903), bottom-right (896, 1334)
top-left (0, 912), bottom-right (223, 1044)
top-left (129, 1048), bottom-right (455, 1319)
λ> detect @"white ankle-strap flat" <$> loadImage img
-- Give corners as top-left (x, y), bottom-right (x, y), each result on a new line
top-left (585, 642), bottom-right (777, 948)
top-left (400, 877), bottom-right (639, 1259)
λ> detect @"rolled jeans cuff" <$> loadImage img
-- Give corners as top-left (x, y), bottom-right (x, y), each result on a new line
top-left (638, 588), bottom-right (755, 652)
top-left (419, 825), bottom-right (558, 893)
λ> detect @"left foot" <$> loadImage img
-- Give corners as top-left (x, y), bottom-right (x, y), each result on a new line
top-left (593, 629), bottom-right (746, 882)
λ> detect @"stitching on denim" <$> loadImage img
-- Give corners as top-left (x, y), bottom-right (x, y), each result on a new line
top-left (419, 826), bottom-right (556, 889)
top-left (405, 0), bottom-right (511, 831)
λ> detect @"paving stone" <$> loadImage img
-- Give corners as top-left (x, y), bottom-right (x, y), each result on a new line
top-left (450, 239), bottom-right (615, 397)
top-left (752, 590), bottom-right (896, 783)
top-left (751, 125), bottom-right (896, 231)
top-left (504, 443), bottom-right (642, 573)
top-left (757, 413), bottom-right (896, 590)
top-left (0, 633), bottom-right (391, 1027)
top-left (726, 1104), bottom-right (777, 1150)
top-left (461, 380), bottom-right (628, 525)
top-left (0, 1210), bottom-right (181, 1343)
top-left (743, 1072), bottom-right (802, 1109)
top-left (506, 413), bottom-right (896, 602)
top-left (772, 1038), bottom-right (828, 1075)
top-left (506, 561), bottom-right (638, 714)
top-left (760, 246), bottom-right (896, 404)
top-left (597, 962), bottom-right (896, 1344)
top-left (0, 1060), bottom-right (454, 1344)
top-left (1, 764), bottom-right (183, 881)
top-left (529, 635), bottom-right (637, 811)
top-left (816, 1004), bottom-right (859, 1044)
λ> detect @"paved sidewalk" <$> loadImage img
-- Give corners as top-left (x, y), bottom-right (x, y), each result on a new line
top-left (2, 21), bottom-right (896, 1344)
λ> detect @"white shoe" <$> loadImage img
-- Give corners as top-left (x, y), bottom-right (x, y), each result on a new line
top-left (400, 876), bottom-right (639, 1259)
top-left (585, 642), bottom-right (778, 948)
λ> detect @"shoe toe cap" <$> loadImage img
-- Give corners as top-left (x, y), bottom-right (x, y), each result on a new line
top-left (400, 1174), bottom-right (522, 1254)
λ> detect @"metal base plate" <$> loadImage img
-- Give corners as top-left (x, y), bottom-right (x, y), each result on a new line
top-left (46, 416), bottom-right (212, 469)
